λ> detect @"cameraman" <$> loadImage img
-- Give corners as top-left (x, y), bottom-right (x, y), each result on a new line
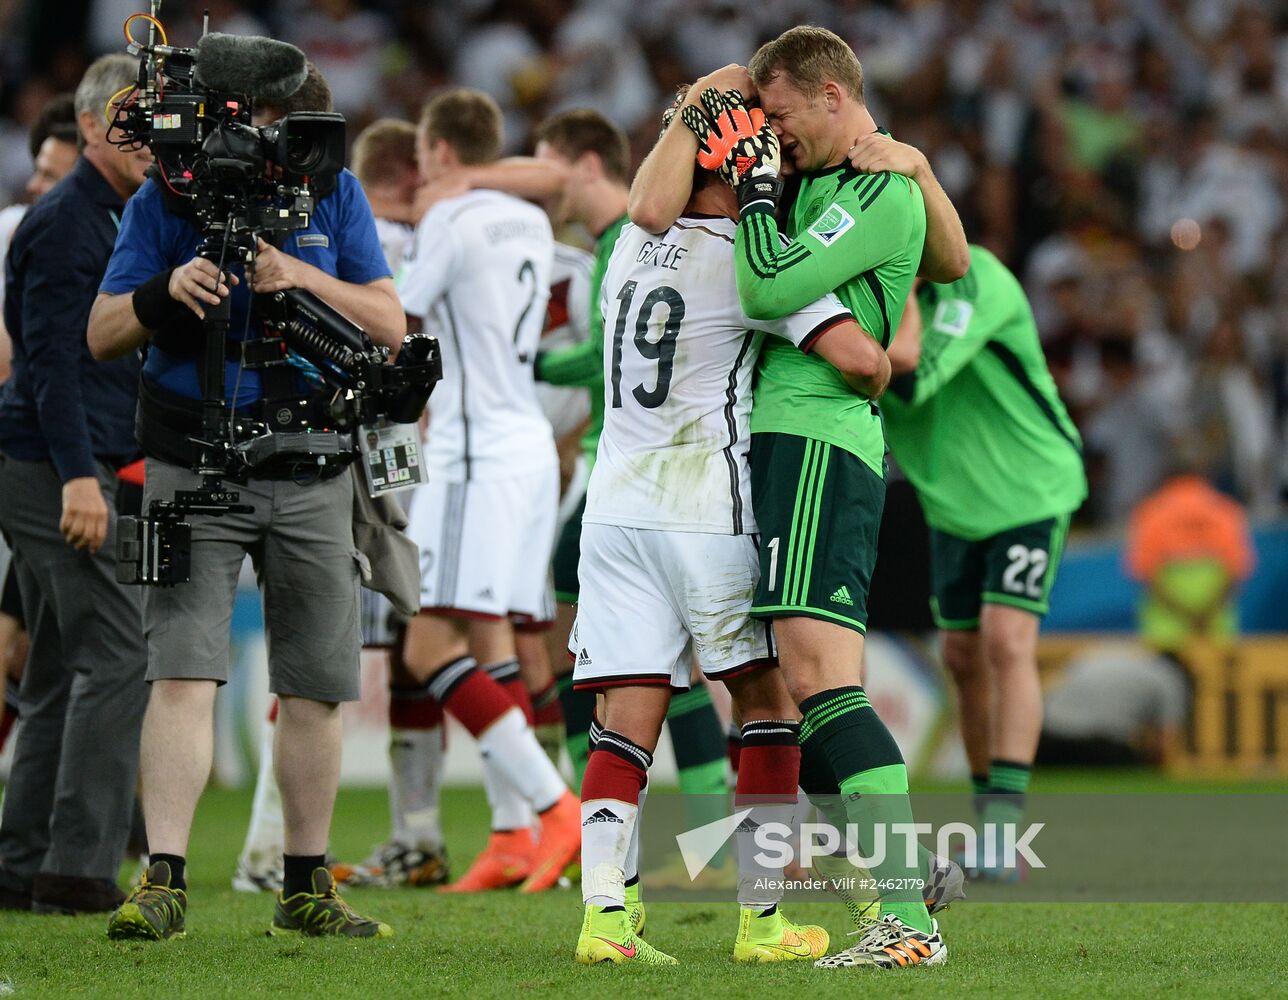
top-left (0, 54), bottom-right (151, 915)
top-left (88, 63), bottom-right (404, 941)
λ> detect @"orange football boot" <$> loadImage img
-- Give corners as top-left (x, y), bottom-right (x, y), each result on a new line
top-left (519, 791), bottom-right (581, 893)
top-left (439, 829), bottom-right (534, 893)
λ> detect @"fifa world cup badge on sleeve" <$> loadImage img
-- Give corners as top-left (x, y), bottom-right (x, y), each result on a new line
top-left (360, 420), bottom-right (425, 496)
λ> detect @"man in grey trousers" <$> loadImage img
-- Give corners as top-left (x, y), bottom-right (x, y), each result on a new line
top-left (0, 54), bottom-right (154, 914)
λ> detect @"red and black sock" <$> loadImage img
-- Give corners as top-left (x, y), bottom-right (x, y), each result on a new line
top-left (483, 657), bottom-right (532, 725)
top-left (389, 678), bottom-right (445, 730)
top-left (531, 679), bottom-right (563, 730)
top-left (427, 655), bottom-right (516, 737)
top-left (736, 719), bottom-right (801, 797)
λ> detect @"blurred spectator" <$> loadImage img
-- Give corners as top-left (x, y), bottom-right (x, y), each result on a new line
top-left (1082, 336), bottom-right (1180, 522)
top-left (1, 94), bottom-right (78, 384)
top-left (1037, 642), bottom-right (1189, 767)
top-left (1125, 472), bottom-right (1256, 655)
top-left (0, 79), bottom-right (58, 204)
top-left (282, 0), bottom-right (392, 119)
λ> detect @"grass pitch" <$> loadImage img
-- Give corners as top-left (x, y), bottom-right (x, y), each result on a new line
top-left (0, 775), bottom-right (1284, 998)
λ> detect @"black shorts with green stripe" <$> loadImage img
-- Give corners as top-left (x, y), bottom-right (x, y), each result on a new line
top-left (552, 492), bottom-right (586, 604)
top-left (929, 513), bottom-right (1072, 630)
top-left (750, 431), bottom-right (885, 633)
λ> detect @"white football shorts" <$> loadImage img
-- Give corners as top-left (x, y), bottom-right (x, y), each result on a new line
top-left (408, 463), bottom-right (558, 621)
top-left (570, 522), bottom-right (774, 690)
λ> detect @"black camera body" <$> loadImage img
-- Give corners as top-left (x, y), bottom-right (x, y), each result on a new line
top-left (110, 25), bottom-right (347, 247)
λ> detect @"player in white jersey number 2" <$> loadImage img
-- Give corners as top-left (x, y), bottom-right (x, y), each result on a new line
top-left (571, 115), bottom-right (892, 964)
top-left (396, 90), bottom-right (580, 894)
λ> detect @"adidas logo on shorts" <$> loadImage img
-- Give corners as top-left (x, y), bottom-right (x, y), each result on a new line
top-left (577, 648), bottom-right (593, 667)
top-left (583, 807), bottom-right (624, 826)
top-left (830, 585), bottom-right (854, 606)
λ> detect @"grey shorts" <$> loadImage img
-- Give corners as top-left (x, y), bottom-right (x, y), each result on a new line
top-left (141, 459), bottom-right (362, 702)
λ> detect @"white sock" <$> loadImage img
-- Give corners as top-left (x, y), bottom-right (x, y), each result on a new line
top-left (623, 779), bottom-right (648, 882)
top-left (239, 711), bottom-right (284, 871)
top-left (581, 797), bottom-right (638, 907)
top-left (389, 726), bottom-right (446, 851)
top-left (736, 800), bottom-right (797, 909)
top-left (481, 745), bottom-right (536, 833)
top-left (475, 707), bottom-right (567, 813)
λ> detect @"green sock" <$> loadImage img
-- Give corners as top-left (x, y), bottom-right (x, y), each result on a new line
top-left (983, 759), bottom-right (1031, 829)
top-left (971, 772), bottom-right (990, 818)
top-left (838, 765), bottom-right (933, 934)
top-left (667, 687), bottom-right (728, 788)
top-left (556, 673), bottom-right (595, 794)
top-left (667, 686), bottom-right (730, 860)
top-left (800, 686), bottom-right (932, 935)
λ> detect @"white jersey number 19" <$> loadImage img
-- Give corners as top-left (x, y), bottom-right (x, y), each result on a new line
top-left (610, 280), bottom-right (686, 410)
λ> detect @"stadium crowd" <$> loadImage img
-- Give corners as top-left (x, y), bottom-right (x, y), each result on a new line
top-left (1, 0), bottom-right (1285, 527)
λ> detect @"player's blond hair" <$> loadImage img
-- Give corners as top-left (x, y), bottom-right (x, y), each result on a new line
top-left (749, 25), bottom-right (865, 103)
top-left (418, 88), bottom-right (502, 166)
top-left (352, 118), bottom-right (416, 187)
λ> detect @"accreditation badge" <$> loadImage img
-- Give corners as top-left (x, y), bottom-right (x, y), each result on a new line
top-left (359, 419), bottom-right (424, 496)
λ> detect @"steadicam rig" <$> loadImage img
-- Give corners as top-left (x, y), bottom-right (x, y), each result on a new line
top-left (112, 3), bottom-right (440, 587)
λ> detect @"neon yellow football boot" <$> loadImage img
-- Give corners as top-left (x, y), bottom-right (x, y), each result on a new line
top-left (732, 905), bottom-right (829, 963)
top-left (625, 879), bottom-right (646, 937)
top-left (574, 904), bottom-right (677, 966)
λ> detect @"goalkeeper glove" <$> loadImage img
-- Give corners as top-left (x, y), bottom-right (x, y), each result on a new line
top-left (681, 87), bottom-right (782, 212)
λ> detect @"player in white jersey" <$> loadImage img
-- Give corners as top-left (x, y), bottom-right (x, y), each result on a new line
top-left (396, 89), bottom-right (580, 895)
top-left (538, 243), bottom-right (593, 441)
top-left (571, 100), bottom-right (891, 967)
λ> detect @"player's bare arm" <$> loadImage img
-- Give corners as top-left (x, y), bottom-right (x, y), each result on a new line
top-left (413, 157), bottom-right (570, 221)
top-left (887, 286), bottom-right (924, 374)
top-left (848, 133), bottom-right (969, 282)
top-left (629, 64), bottom-right (753, 233)
top-left (812, 319), bottom-right (892, 399)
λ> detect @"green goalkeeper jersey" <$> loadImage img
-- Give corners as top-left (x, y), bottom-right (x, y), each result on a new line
top-left (882, 245), bottom-right (1087, 540)
top-left (735, 163), bottom-right (926, 478)
top-left (535, 213), bottom-right (629, 471)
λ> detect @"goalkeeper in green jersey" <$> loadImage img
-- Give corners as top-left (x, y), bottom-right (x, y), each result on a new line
top-left (882, 246), bottom-right (1087, 876)
top-left (646, 25), bottom-right (971, 969)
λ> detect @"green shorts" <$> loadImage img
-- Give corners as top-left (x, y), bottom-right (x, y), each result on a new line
top-left (929, 514), bottom-right (1072, 630)
top-left (552, 492), bottom-right (586, 604)
top-left (750, 432), bottom-right (885, 633)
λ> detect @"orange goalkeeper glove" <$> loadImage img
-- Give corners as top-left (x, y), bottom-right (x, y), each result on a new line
top-left (681, 87), bottom-right (782, 211)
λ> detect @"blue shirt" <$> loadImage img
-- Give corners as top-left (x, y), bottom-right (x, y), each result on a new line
top-left (100, 168), bottom-right (390, 406)
top-left (0, 157), bottom-right (140, 481)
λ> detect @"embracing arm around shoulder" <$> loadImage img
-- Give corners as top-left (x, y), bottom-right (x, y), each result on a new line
top-left (848, 133), bottom-right (969, 283)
